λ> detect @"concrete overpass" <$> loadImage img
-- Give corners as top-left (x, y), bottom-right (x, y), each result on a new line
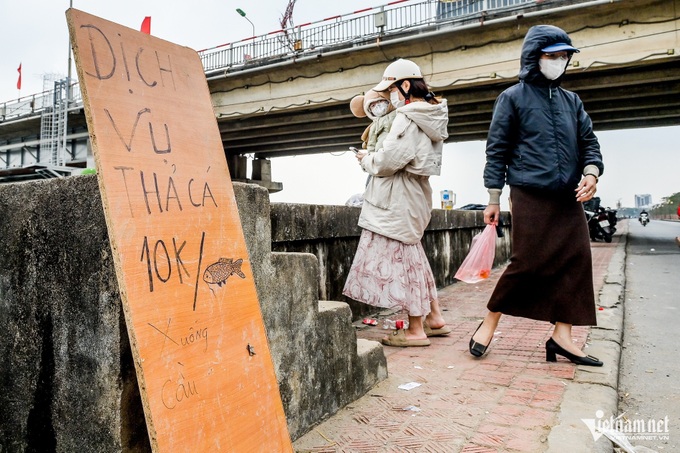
top-left (210, 0), bottom-right (680, 157)
top-left (1, 0), bottom-right (678, 187)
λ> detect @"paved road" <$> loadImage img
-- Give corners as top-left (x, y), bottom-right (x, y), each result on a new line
top-left (618, 219), bottom-right (680, 451)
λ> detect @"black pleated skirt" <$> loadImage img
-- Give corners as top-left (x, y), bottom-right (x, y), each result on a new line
top-left (487, 186), bottom-right (597, 325)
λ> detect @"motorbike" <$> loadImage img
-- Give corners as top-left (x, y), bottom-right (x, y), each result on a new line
top-left (583, 198), bottom-right (616, 243)
top-left (607, 207), bottom-right (618, 231)
top-left (639, 212), bottom-right (649, 226)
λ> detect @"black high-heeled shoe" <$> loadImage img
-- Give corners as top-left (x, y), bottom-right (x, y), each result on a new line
top-left (545, 337), bottom-right (603, 367)
top-left (469, 322), bottom-right (492, 357)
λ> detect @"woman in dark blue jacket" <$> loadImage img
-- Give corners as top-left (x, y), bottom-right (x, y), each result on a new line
top-left (469, 25), bottom-right (604, 366)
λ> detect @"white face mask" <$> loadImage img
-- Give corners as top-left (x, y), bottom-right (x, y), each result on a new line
top-left (539, 58), bottom-right (568, 80)
top-left (390, 90), bottom-right (405, 109)
top-left (369, 100), bottom-right (390, 117)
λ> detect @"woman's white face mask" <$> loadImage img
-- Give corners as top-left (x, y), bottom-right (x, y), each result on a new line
top-left (389, 90), bottom-right (405, 109)
top-left (539, 58), bottom-right (568, 81)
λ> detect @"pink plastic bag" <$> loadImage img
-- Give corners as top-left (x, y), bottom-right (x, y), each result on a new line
top-left (454, 224), bottom-right (497, 283)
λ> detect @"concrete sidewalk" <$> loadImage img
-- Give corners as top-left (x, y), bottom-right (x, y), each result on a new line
top-left (294, 223), bottom-right (627, 453)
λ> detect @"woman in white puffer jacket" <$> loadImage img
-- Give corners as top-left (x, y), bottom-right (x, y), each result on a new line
top-left (343, 59), bottom-right (451, 347)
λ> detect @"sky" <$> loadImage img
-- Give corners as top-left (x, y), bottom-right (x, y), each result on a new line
top-left (1, 0), bottom-right (678, 210)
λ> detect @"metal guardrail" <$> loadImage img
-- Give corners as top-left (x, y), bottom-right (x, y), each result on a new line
top-left (0, 82), bottom-right (81, 123)
top-left (198, 0), bottom-right (533, 72)
top-left (199, 0), bottom-right (436, 72)
top-left (1, 0), bottom-right (534, 123)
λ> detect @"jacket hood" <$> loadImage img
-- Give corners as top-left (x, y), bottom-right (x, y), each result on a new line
top-left (398, 98), bottom-right (449, 142)
top-left (519, 25), bottom-right (574, 85)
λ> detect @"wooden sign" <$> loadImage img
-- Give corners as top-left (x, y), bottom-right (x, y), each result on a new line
top-left (66, 9), bottom-right (291, 451)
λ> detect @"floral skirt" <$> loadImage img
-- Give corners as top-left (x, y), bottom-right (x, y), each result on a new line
top-left (342, 230), bottom-right (437, 317)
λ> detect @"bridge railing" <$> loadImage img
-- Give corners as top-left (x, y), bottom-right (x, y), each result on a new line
top-left (199, 1), bottom-right (433, 72)
top-left (0, 82), bottom-right (81, 123)
top-left (198, 0), bottom-right (534, 72)
top-left (1, 0), bottom-right (537, 122)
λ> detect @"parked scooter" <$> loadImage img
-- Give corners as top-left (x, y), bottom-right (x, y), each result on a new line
top-left (639, 211), bottom-right (649, 226)
top-left (607, 206), bottom-right (618, 231)
top-left (583, 198), bottom-right (616, 243)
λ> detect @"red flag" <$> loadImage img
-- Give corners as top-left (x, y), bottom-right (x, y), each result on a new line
top-left (140, 16), bottom-right (151, 34)
top-left (16, 63), bottom-right (22, 90)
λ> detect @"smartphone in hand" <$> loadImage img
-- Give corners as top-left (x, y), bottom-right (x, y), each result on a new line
top-left (349, 147), bottom-right (359, 154)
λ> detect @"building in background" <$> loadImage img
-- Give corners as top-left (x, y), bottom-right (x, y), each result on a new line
top-left (635, 194), bottom-right (652, 209)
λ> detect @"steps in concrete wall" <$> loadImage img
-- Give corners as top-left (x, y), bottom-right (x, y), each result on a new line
top-left (233, 182), bottom-right (387, 439)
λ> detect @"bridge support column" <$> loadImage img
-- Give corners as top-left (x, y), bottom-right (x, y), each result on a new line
top-left (227, 154), bottom-right (248, 180)
top-left (226, 156), bottom-right (282, 193)
top-left (251, 158), bottom-right (283, 193)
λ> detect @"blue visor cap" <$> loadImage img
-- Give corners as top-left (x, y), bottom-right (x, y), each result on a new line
top-left (542, 42), bottom-right (580, 53)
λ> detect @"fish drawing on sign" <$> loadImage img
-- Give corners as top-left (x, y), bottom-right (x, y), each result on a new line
top-left (203, 258), bottom-right (246, 290)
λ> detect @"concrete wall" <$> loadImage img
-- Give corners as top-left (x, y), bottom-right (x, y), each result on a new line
top-left (0, 177), bottom-right (390, 451)
top-left (0, 176), bottom-right (505, 451)
top-left (0, 176), bottom-right (148, 452)
top-left (270, 204), bottom-right (511, 319)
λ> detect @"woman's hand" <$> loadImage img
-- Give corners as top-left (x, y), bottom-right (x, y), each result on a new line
top-left (484, 204), bottom-right (500, 225)
top-left (576, 175), bottom-right (597, 202)
top-left (356, 151), bottom-right (367, 162)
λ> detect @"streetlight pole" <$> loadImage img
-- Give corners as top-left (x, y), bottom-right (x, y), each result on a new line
top-left (236, 8), bottom-right (256, 60)
top-left (67, 0), bottom-right (73, 96)
top-left (63, 0), bottom-right (74, 167)
top-left (236, 8), bottom-right (255, 37)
